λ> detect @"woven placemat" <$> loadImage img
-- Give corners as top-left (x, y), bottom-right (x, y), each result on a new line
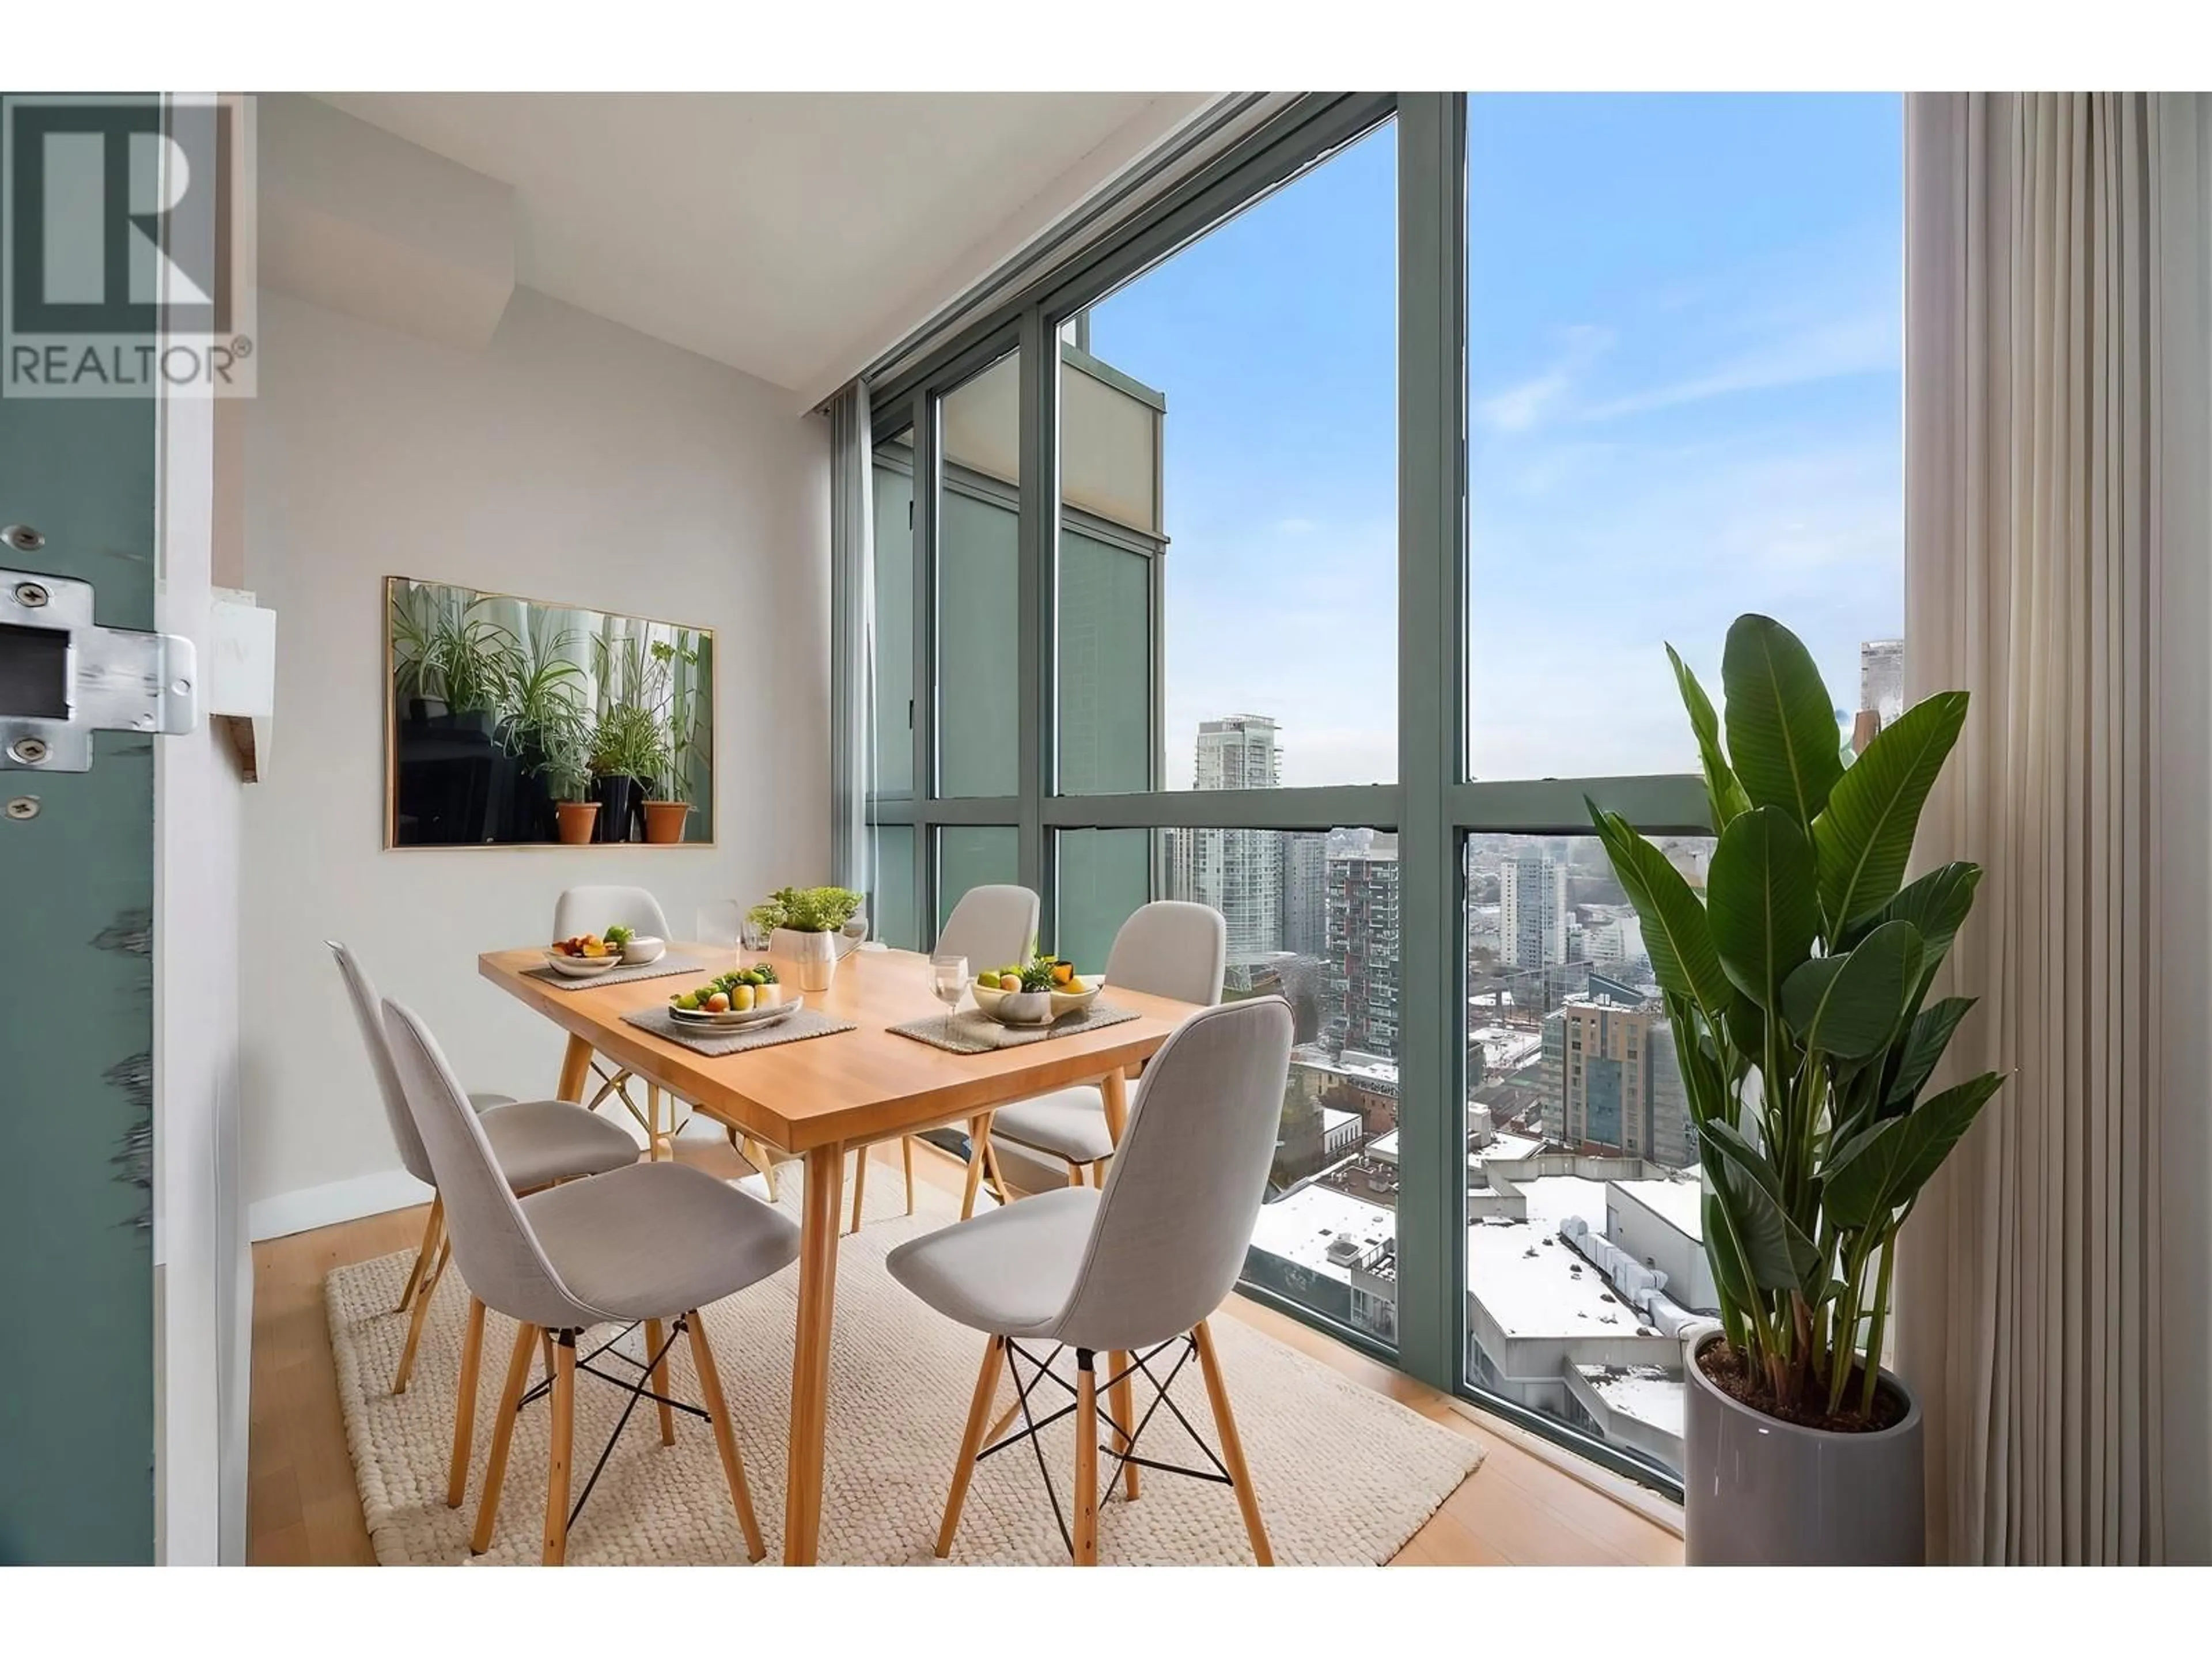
top-left (621, 1002), bottom-right (855, 1055)
top-left (521, 952), bottom-right (722, 992)
top-left (889, 1002), bottom-right (1139, 1055)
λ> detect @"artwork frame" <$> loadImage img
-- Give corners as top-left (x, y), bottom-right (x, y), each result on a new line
top-left (382, 575), bottom-right (715, 850)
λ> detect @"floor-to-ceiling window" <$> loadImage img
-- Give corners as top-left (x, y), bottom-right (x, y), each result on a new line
top-left (1454, 93), bottom-right (1903, 1482)
top-left (855, 92), bottom-right (1903, 1495)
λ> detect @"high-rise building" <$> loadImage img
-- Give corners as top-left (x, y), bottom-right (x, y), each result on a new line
top-left (1500, 844), bottom-right (1568, 971)
top-left (1187, 715), bottom-right (1283, 959)
top-left (1861, 638), bottom-right (1904, 730)
top-left (1539, 990), bottom-right (1691, 1165)
top-left (1281, 834), bottom-right (1328, 956)
top-left (1328, 848), bottom-right (1400, 1058)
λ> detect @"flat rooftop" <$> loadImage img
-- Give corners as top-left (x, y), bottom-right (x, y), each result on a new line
top-left (1612, 1176), bottom-right (1703, 1241)
top-left (1465, 1176), bottom-right (1675, 1342)
top-left (1577, 1363), bottom-right (1685, 1438)
top-left (1248, 1183), bottom-right (1396, 1282)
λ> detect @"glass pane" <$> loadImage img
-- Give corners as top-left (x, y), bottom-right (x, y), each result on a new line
top-left (870, 824), bottom-right (917, 952)
top-left (1464, 94), bottom-right (1903, 781)
top-left (1052, 828), bottom-right (1152, 978)
top-left (1057, 526), bottom-right (1153, 795)
top-left (871, 430), bottom-right (914, 799)
top-left (937, 353), bottom-right (1020, 798)
top-left (1461, 831), bottom-right (1715, 1482)
top-left (1061, 119), bottom-right (1398, 791)
top-left (935, 825), bottom-right (1018, 935)
top-left (1152, 825), bottom-right (1401, 1350)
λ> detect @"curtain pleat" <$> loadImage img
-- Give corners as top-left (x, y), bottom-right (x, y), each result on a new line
top-left (1901, 91), bottom-right (2210, 1566)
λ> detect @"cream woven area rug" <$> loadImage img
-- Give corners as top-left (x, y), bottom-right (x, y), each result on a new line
top-left (324, 1168), bottom-right (1483, 1566)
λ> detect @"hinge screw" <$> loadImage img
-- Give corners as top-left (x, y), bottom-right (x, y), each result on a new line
top-left (3, 524), bottom-right (45, 553)
top-left (7, 737), bottom-right (50, 765)
top-left (12, 580), bottom-right (50, 608)
top-left (4, 797), bottom-right (38, 820)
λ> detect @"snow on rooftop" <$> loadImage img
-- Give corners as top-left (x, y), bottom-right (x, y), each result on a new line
top-left (1473, 1130), bottom-right (1544, 1165)
top-left (1465, 1176), bottom-right (1691, 1343)
top-left (1577, 1365), bottom-right (1685, 1438)
top-left (1248, 1184), bottom-right (1395, 1281)
top-left (1612, 1176), bottom-right (1703, 1241)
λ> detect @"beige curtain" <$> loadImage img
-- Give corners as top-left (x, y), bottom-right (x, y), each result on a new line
top-left (1899, 92), bottom-right (2212, 1565)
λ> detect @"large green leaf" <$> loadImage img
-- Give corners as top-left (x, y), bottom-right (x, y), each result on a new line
top-left (1722, 613), bottom-right (1844, 831)
top-left (1854, 861), bottom-right (1983, 1005)
top-left (1709, 806), bottom-right (1821, 1009)
top-left (1778, 921), bottom-right (1923, 1061)
top-left (1825, 1071), bottom-right (2005, 1230)
top-left (1813, 691), bottom-right (1970, 934)
top-left (1669, 644), bottom-right (1750, 831)
top-left (1703, 1121), bottom-right (1821, 1294)
top-left (1886, 995), bottom-right (1976, 1109)
top-left (1587, 803), bottom-right (1732, 1018)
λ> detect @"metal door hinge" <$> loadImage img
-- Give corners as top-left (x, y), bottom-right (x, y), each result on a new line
top-left (2, 566), bottom-right (198, 773)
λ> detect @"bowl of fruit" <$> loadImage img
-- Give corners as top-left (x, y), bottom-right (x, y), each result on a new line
top-left (1046, 959), bottom-right (1103, 1018)
top-left (604, 924), bottom-right (665, 966)
top-left (971, 955), bottom-right (1060, 1026)
top-left (547, 934), bottom-right (623, 977)
top-left (668, 964), bottom-right (796, 1028)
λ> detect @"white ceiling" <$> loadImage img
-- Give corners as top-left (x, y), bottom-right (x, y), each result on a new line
top-left (314, 92), bottom-right (1181, 394)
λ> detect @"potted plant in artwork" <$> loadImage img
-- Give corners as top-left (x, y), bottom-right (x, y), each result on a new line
top-left (640, 632), bottom-right (702, 844)
top-left (496, 618), bottom-right (586, 842)
top-left (748, 885), bottom-right (866, 992)
top-left (541, 719), bottom-right (600, 846)
top-left (587, 703), bottom-right (668, 844)
top-left (1586, 613), bottom-right (2005, 1566)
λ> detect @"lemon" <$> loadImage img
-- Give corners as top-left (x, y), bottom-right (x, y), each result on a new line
top-left (732, 984), bottom-right (755, 1012)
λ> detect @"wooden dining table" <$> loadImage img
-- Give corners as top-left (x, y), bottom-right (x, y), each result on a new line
top-left (478, 942), bottom-right (1202, 1565)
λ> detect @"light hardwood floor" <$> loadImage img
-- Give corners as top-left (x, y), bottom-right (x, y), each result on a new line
top-left (248, 1137), bottom-right (1684, 1567)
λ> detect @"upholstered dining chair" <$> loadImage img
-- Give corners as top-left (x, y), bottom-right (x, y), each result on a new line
top-left (382, 996), bottom-right (801, 1565)
top-left (548, 886), bottom-right (688, 1155)
top-left (887, 994), bottom-right (1292, 1565)
top-left (968, 900), bottom-right (1226, 1207)
top-left (329, 942), bottom-right (641, 1395)
top-left (847, 882), bottom-right (1041, 1234)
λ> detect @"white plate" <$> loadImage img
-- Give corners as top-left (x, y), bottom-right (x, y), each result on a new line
top-left (545, 952), bottom-right (622, 978)
top-left (668, 991), bottom-right (802, 1029)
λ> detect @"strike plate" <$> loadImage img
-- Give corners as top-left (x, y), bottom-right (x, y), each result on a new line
top-left (1, 567), bottom-right (199, 773)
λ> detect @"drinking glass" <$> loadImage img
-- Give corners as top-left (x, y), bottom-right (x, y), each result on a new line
top-left (698, 901), bottom-right (744, 969)
top-left (930, 954), bottom-right (968, 1040)
top-left (740, 911), bottom-right (774, 956)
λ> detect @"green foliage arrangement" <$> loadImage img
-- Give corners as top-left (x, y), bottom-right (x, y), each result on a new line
top-left (1587, 614), bottom-right (2004, 1425)
top-left (747, 886), bottom-right (864, 935)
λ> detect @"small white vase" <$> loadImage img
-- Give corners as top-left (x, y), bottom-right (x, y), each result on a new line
top-left (771, 923), bottom-right (865, 993)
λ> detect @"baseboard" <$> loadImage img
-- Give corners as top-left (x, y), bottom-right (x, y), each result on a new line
top-left (248, 1168), bottom-right (431, 1243)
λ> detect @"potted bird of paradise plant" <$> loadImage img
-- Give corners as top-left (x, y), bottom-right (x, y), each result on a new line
top-left (1586, 613), bottom-right (2003, 1566)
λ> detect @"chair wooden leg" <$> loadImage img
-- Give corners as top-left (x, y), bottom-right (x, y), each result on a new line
top-left (1066, 1161), bottom-right (1085, 1188)
top-left (543, 1332), bottom-right (576, 1566)
top-left (470, 1320), bottom-right (538, 1548)
top-left (961, 1115), bottom-right (991, 1219)
top-left (643, 1317), bottom-right (676, 1446)
top-left (903, 1135), bottom-right (916, 1215)
top-left (394, 1195), bottom-right (442, 1313)
top-left (1108, 1349), bottom-right (1139, 1501)
top-left (1073, 1351), bottom-right (1100, 1565)
top-left (847, 1141), bottom-right (869, 1234)
top-left (446, 1296), bottom-right (487, 1507)
top-left (1192, 1320), bottom-right (1271, 1565)
top-left (392, 1234), bottom-right (449, 1395)
top-left (647, 1083), bottom-right (669, 1161)
top-left (936, 1334), bottom-right (1007, 1558)
top-left (741, 1136), bottom-right (779, 1201)
top-left (980, 1129), bottom-right (1010, 1207)
top-left (686, 1310), bottom-right (766, 1562)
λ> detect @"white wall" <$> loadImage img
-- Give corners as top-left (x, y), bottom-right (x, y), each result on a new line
top-left (240, 286), bottom-right (828, 1233)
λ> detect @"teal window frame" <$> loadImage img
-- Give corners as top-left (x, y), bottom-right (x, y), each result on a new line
top-left (859, 92), bottom-right (1711, 1498)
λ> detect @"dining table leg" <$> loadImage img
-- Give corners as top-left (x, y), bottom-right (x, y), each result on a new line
top-left (782, 1142), bottom-right (847, 1565)
top-left (555, 1033), bottom-right (593, 1104)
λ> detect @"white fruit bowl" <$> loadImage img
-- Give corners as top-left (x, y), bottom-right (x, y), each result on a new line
top-left (971, 982), bottom-right (1054, 1026)
top-left (546, 950), bottom-right (621, 978)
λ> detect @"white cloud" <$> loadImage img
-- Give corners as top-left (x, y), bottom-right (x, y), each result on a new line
top-left (1580, 310), bottom-right (1897, 423)
top-left (1472, 325), bottom-right (1612, 433)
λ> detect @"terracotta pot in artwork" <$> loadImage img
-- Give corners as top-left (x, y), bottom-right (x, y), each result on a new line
top-left (642, 801), bottom-right (692, 844)
top-left (554, 801), bottom-right (600, 846)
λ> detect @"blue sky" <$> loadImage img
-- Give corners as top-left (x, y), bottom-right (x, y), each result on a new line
top-left (1085, 95), bottom-right (1904, 788)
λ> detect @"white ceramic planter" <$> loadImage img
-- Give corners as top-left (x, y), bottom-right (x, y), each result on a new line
top-left (1683, 1329), bottom-right (1925, 1565)
top-left (768, 917), bottom-right (868, 993)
